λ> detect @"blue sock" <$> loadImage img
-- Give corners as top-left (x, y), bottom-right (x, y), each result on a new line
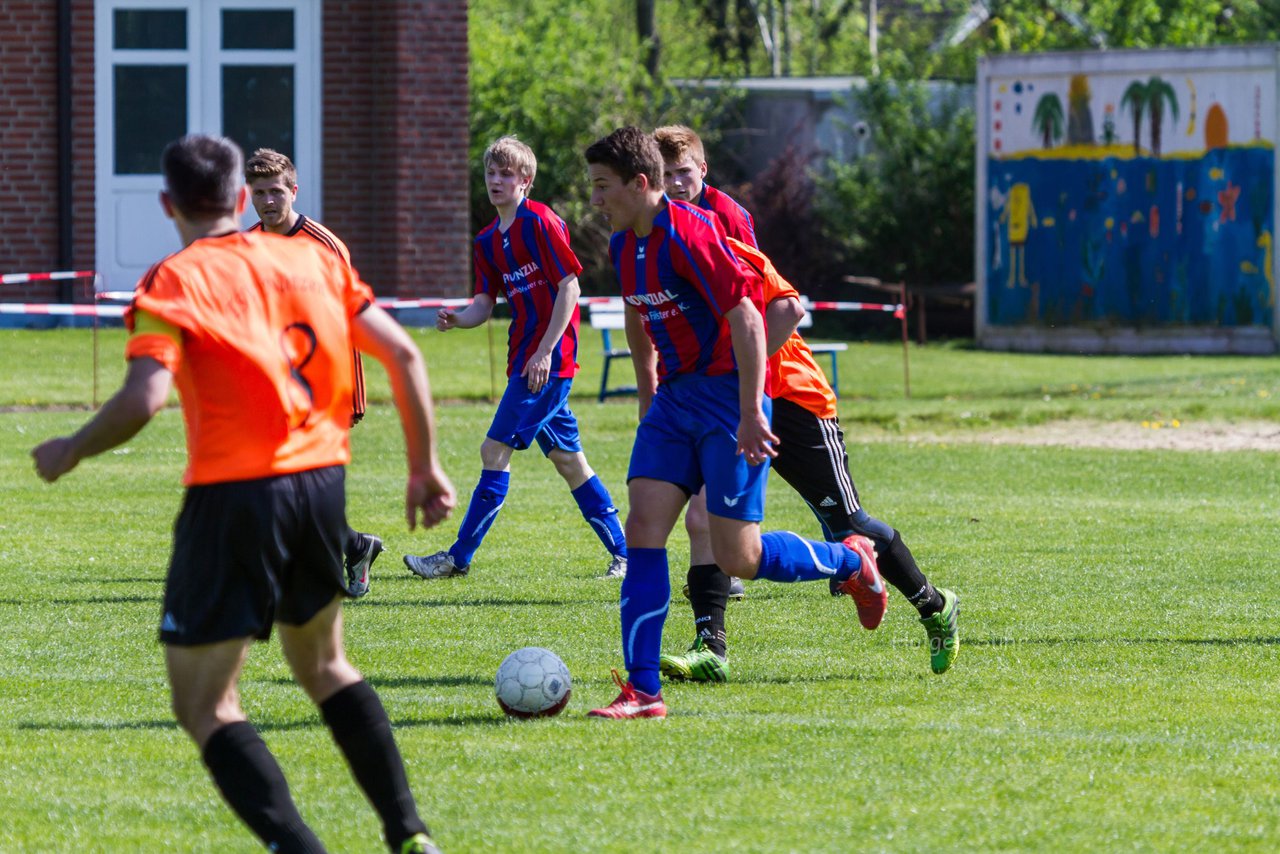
top-left (754, 531), bottom-right (862, 583)
top-left (449, 470), bottom-right (510, 566)
top-left (620, 548), bottom-right (669, 696)
top-left (571, 476), bottom-right (627, 558)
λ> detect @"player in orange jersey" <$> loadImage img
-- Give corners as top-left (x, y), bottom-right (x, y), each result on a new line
top-left (657, 230), bottom-right (961, 680)
top-left (245, 147), bottom-right (383, 599)
top-left (32, 135), bottom-right (452, 854)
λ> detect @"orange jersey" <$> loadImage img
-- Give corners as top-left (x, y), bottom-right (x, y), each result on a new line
top-left (728, 238), bottom-right (838, 420)
top-left (248, 215), bottom-right (367, 423)
top-left (124, 230), bottom-right (375, 485)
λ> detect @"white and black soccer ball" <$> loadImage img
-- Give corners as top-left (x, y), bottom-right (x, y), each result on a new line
top-left (494, 647), bottom-right (572, 718)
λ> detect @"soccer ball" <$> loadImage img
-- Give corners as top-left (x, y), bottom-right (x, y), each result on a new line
top-left (494, 647), bottom-right (572, 718)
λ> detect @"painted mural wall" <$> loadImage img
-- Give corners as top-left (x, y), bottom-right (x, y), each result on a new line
top-left (980, 49), bottom-right (1276, 337)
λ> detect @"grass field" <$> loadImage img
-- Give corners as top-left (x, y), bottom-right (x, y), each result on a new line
top-left (3, 327), bottom-right (1280, 852)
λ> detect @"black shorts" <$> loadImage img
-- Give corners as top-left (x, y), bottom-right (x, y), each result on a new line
top-left (769, 397), bottom-right (861, 540)
top-left (159, 465), bottom-right (349, 646)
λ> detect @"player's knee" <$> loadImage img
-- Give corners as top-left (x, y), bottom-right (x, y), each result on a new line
top-left (548, 449), bottom-right (590, 483)
top-left (479, 438), bottom-right (513, 470)
top-left (849, 509), bottom-right (895, 548)
top-left (684, 503), bottom-right (710, 539)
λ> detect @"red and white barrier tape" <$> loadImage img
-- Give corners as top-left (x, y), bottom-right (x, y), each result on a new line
top-left (2, 270), bottom-right (97, 285)
top-left (6, 293), bottom-right (902, 319)
top-left (0, 303), bottom-right (124, 318)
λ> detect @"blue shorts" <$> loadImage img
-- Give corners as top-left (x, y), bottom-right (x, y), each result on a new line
top-left (627, 372), bottom-right (772, 522)
top-left (487, 375), bottom-right (583, 455)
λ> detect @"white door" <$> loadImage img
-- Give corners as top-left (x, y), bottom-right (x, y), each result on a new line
top-left (94, 0), bottom-right (320, 292)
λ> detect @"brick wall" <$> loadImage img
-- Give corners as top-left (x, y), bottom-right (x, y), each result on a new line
top-left (1, 1), bottom-right (467, 305)
top-left (0, 0), bottom-right (95, 303)
top-left (323, 1), bottom-right (470, 298)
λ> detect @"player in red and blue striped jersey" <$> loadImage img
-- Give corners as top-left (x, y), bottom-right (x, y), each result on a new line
top-left (582, 127), bottom-right (887, 720)
top-left (404, 137), bottom-right (627, 582)
top-left (654, 124), bottom-right (757, 248)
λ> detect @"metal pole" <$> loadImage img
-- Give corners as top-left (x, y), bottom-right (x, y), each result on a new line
top-left (900, 281), bottom-right (910, 399)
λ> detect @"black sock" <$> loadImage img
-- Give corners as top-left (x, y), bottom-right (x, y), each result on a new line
top-left (345, 527), bottom-right (362, 556)
top-left (320, 681), bottom-right (428, 851)
top-left (687, 563), bottom-right (731, 658)
top-left (202, 721), bottom-right (326, 854)
top-left (875, 530), bottom-right (944, 617)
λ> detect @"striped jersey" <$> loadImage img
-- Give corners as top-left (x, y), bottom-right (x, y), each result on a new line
top-left (474, 198), bottom-right (583, 378)
top-left (247, 215), bottom-right (351, 266)
top-left (697, 184), bottom-right (758, 248)
top-left (608, 199), bottom-right (759, 383)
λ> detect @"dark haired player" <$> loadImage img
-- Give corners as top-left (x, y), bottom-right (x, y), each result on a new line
top-left (653, 133), bottom-right (960, 680)
top-left (32, 134), bottom-right (452, 854)
top-left (582, 127), bottom-right (887, 719)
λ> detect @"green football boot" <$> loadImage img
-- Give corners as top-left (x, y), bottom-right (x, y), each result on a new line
top-left (400, 832), bottom-right (443, 854)
top-left (920, 588), bottom-right (959, 674)
top-left (659, 636), bottom-right (729, 683)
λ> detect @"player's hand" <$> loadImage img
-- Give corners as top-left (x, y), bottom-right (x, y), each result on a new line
top-left (406, 464), bottom-right (456, 531)
top-left (31, 437), bottom-right (80, 483)
top-left (522, 350), bottom-right (552, 393)
top-left (436, 309), bottom-right (458, 332)
top-left (735, 412), bottom-right (778, 466)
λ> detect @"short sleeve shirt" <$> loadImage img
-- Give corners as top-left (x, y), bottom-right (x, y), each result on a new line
top-left (473, 199), bottom-right (583, 378)
top-left (608, 199), bottom-right (758, 383)
top-left (124, 231), bottom-right (374, 485)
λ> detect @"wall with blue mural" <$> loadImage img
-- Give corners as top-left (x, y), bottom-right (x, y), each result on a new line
top-left (981, 52), bottom-right (1276, 336)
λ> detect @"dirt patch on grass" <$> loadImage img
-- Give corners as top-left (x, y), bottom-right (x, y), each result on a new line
top-left (910, 420), bottom-right (1280, 452)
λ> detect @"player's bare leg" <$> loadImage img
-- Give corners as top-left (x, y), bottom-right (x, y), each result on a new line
top-left (281, 597), bottom-right (435, 852)
top-left (549, 448), bottom-right (628, 579)
top-left (168, 637), bottom-right (325, 851)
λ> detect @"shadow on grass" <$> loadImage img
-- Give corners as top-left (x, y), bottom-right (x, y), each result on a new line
top-left (17, 714), bottom-right (507, 732)
top-left (18, 719), bottom-right (177, 731)
top-left (0, 594), bottom-right (158, 606)
top-left (964, 635), bottom-right (1280, 647)
top-left (258, 674), bottom-right (491, 689)
top-left (350, 596), bottom-right (607, 609)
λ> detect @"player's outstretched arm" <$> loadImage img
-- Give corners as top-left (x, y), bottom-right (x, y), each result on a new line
top-left (352, 305), bottom-right (456, 530)
top-left (624, 306), bottom-right (659, 419)
top-left (31, 357), bottom-right (173, 483)
top-left (437, 293), bottom-right (496, 332)
top-left (522, 274), bottom-right (580, 393)
top-left (726, 299), bottom-right (778, 465)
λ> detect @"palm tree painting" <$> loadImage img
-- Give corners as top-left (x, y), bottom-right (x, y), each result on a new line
top-left (1145, 76), bottom-right (1179, 156)
top-left (1032, 93), bottom-right (1065, 149)
top-left (1121, 80), bottom-right (1148, 156)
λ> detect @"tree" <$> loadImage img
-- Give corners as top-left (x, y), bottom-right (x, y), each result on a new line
top-left (470, 0), bottom-right (742, 291)
top-left (1145, 75), bottom-right (1179, 157)
top-left (815, 77), bottom-right (976, 290)
top-left (1032, 93), bottom-right (1065, 149)
top-left (637, 0), bottom-right (660, 79)
top-left (1120, 80), bottom-right (1148, 157)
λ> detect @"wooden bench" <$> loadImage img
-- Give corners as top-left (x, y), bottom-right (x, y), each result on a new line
top-left (586, 295), bottom-right (847, 402)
